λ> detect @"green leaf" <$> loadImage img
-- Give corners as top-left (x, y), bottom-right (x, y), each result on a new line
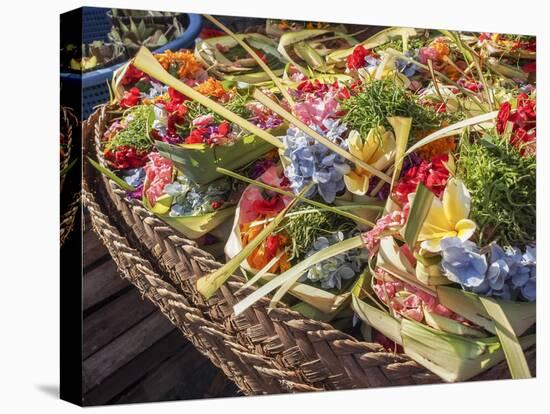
top-left (479, 296), bottom-right (532, 379)
top-left (233, 235), bottom-right (363, 315)
top-left (294, 42), bottom-right (326, 71)
top-left (405, 111), bottom-right (499, 156)
top-left (158, 207), bottom-right (236, 240)
top-left (327, 27), bottom-right (417, 63)
top-left (202, 15), bottom-right (295, 106)
top-left (387, 116), bottom-right (412, 192)
top-left (402, 183), bottom-right (434, 249)
top-left (155, 131), bottom-right (277, 185)
top-left (401, 318), bottom-right (535, 382)
top-left (87, 157), bottom-right (135, 191)
top-left (423, 307), bottom-right (488, 338)
top-left (437, 286), bottom-right (536, 336)
top-left (60, 157), bottom-right (77, 177)
top-left (351, 295), bottom-right (403, 345)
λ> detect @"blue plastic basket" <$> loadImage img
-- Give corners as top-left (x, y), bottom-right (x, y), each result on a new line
top-left (61, 9), bottom-right (202, 119)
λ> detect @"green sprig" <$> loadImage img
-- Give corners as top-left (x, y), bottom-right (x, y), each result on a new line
top-left (458, 134), bottom-right (536, 247)
top-left (341, 79), bottom-right (456, 139)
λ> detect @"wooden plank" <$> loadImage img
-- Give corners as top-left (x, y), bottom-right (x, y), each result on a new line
top-left (83, 260), bottom-right (129, 312)
top-left (83, 311), bottom-right (177, 393)
top-left (83, 229), bottom-right (110, 269)
top-left (83, 289), bottom-right (157, 359)
top-left (111, 344), bottom-right (220, 403)
top-left (83, 329), bottom-right (188, 405)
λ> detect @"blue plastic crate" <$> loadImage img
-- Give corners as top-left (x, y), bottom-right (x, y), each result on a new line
top-left (82, 7), bottom-right (111, 43)
top-left (60, 10), bottom-right (202, 119)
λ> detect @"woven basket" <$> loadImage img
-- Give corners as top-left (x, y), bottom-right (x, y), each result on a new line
top-left (60, 107), bottom-right (79, 246)
top-left (83, 105), bottom-right (536, 395)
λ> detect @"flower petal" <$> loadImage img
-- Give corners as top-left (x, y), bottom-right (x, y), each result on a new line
top-left (443, 178), bottom-right (471, 226)
top-left (421, 236), bottom-right (446, 253)
top-left (344, 170), bottom-right (369, 195)
top-left (455, 219), bottom-right (476, 243)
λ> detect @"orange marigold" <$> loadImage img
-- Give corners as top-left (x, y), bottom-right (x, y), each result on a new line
top-left (416, 132), bottom-right (456, 160)
top-left (155, 50), bottom-right (203, 79)
top-left (431, 38), bottom-right (451, 60)
top-left (196, 78), bottom-right (230, 101)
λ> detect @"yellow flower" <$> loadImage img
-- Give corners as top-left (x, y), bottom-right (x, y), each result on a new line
top-left (343, 127), bottom-right (396, 195)
top-left (416, 178), bottom-right (477, 252)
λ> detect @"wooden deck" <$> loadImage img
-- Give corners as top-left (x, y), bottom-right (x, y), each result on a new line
top-left (82, 221), bottom-right (238, 405)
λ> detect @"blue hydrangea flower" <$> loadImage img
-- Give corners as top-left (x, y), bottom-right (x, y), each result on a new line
top-left (283, 119), bottom-right (350, 203)
top-left (440, 237), bottom-right (488, 289)
top-left (440, 239), bottom-right (536, 302)
top-left (120, 168), bottom-right (145, 188)
top-left (165, 175), bottom-right (233, 217)
top-left (299, 232), bottom-right (367, 290)
top-left (396, 51), bottom-right (419, 78)
top-left (519, 246), bottom-right (536, 301)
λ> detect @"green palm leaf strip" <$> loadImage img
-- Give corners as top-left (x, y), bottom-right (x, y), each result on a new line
top-left (479, 296), bottom-right (532, 379)
top-left (253, 89), bottom-right (392, 183)
top-left (216, 167), bottom-right (375, 227)
top-left (87, 157), bottom-right (135, 191)
top-left (60, 158), bottom-right (78, 177)
top-left (203, 14), bottom-right (296, 107)
top-left (387, 116), bottom-right (412, 192)
top-left (236, 251), bottom-right (286, 294)
top-left (402, 183), bottom-right (434, 249)
top-left (233, 235), bottom-right (363, 316)
top-left (196, 184), bottom-right (312, 299)
top-left (405, 111), bottom-right (498, 156)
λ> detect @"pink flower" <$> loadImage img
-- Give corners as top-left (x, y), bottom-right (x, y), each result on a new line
top-left (294, 93), bottom-right (340, 128)
top-left (144, 153), bottom-right (173, 205)
top-left (362, 208), bottom-right (409, 256)
top-left (373, 268), bottom-right (463, 323)
top-left (239, 166), bottom-right (292, 224)
top-left (192, 113), bottom-right (215, 127)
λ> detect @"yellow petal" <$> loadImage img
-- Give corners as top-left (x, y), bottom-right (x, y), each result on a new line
top-left (347, 130), bottom-right (364, 161)
top-left (362, 127), bottom-right (383, 162)
top-left (443, 178), bottom-right (471, 226)
top-left (419, 197), bottom-right (452, 240)
top-left (370, 130), bottom-right (396, 163)
top-left (344, 171), bottom-right (369, 195)
top-left (420, 236), bottom-right (445, 253)
top-left (455, 219), bottom-right (476, 242)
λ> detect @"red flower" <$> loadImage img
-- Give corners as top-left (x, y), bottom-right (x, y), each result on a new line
top-left (266, 235), bottom-right (280, 258)
top-left (393, 154), bottom-right (450, 205)
top-left (496, 95), bottom-right (536, 155)
top-left (168, 87), bottom-right (187, 105)
top-left (185, 127), bottom-right (208, 144)
top-left (104, 146), bottom-right (149, 169)
top-left (119, 87), bottom-right (141, 108)
top-left (218, 121), bottom-right (230, 137)
top-left (522, 61), bottom-right (536, 74)
top-left (496, 101), bottom-right (511, 134)
top-left (121, 65), bottom-right (145, 86)
top-left (200, 27), bottom-right (225, 39)
top-left (251, 196), bottom-right (285, 217)
top-left (346, 46), bottom-right (377, 70)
